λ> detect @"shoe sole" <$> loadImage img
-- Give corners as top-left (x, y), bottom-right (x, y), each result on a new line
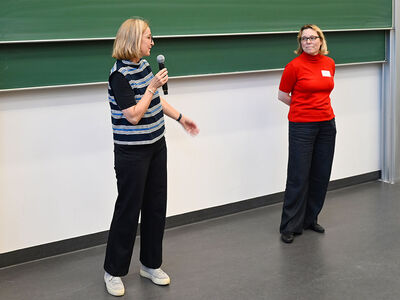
top-left (140, 269), bottom-right (170, 285)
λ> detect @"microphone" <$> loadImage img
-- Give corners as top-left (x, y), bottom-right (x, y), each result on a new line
top-left (156, 54), bottom-right (168, 95)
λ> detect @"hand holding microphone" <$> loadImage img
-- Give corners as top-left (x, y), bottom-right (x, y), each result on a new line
top-left (157, 55), bottom-right (169, 95)
top-left (155, 55), bottom-right (199, 136)
top-left (150, 68), bottom-right (168, 91)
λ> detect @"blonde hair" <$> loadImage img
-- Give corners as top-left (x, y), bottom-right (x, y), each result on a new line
top-left (295, 24), bottom-right (329, 55)
top-left (112, 18), bottom-right (149, 61)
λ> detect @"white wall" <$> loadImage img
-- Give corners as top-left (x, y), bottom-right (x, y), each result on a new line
top-left (330, 64), bottom-right (381, 179)
top-left (0, 64), bottom-right (381, 253)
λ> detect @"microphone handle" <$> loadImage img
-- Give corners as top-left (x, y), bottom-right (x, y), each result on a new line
top-left (157, 63), bottom-right (168, 95)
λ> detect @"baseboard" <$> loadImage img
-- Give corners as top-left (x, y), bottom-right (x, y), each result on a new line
top-left (0, 170), bottom-right (381, 269)
top-left (327, 170), bottom-right (381, 191)
top-left (0, 231), bottom-right (109, 269)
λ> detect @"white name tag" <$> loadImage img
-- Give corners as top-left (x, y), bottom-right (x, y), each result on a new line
top-left (321, 70), bottom-right (331, 77)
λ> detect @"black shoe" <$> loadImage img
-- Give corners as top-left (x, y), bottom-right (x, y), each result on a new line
top-left (306, 223), bottom-right (325, 233)
top-left (281, 232), bottom-right (294, 243)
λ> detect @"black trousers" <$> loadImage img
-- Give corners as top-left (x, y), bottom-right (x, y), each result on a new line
top-left (280, 119), bottom-right (336, 234)
top-left (104, 137), bottom-right (167, 276)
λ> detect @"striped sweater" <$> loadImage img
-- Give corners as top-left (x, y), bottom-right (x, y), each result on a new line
top-left (108, 59), bottom-right (165, 145)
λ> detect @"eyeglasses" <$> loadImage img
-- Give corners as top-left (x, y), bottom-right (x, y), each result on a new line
top-left (301, 36), bottom-right (320, 42)
top-left (144, 35), bottom-right (154, 42)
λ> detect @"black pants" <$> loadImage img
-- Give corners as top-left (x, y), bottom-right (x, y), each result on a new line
top-left (280, 119), bottom-right (336, 234)
top-left (104, 137), bottom-right (167, 276)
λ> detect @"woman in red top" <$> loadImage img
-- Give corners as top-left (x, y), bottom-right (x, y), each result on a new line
top-left (278, 24), bottom-right (336, 243)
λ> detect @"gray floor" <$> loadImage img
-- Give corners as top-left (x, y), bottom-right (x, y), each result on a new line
top-left (1, 181), bottom-right (400, 300)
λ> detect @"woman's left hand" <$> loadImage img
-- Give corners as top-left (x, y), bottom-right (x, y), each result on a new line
top-left (179, 115), bottom-right (199, 136)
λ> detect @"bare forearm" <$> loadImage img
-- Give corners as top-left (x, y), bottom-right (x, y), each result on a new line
top-left (123, 87), bottom-right (156, 125)
top-left (160, 97), bottom-right (199, 135)
top-left (123, 68), bottom-right (168, 125)
top-left (160, 97), bottom-right (180, 121)
top-left (278, 90), bottom-right (291, 106)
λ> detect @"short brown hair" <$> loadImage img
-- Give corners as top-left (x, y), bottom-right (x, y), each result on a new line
top-left (112, 18), bottom-right (149, 61)
top-left (295, 24), bottom-right (329, 55)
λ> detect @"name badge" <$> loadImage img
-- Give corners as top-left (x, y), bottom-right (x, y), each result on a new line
top-left (321, 70), bottom-right (331, 77)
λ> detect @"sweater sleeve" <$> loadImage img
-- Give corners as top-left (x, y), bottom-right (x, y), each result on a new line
top-left (109, 72), bottom-right (137, 110)
top-left (279, 62), bottom-right (297, 94)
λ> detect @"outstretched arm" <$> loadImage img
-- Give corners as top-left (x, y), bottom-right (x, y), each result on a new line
top-left (160, 97), bottom-right (199, 136)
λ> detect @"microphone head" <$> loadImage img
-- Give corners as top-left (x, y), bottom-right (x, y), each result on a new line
top-left (156, 55), bottom-right (165, 64)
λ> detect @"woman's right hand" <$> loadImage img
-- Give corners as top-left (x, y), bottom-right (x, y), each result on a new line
top-left (149, 68), bottom-right (168, 90)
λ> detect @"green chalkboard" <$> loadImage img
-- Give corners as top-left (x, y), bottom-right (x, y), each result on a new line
top-left (0, 31), bottom-right (385, 90)
top-left (0, 0), bottom-right (392, 41)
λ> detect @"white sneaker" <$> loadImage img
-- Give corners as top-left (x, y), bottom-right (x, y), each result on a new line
top-left (140, 265), bottom-right (170, 285)
top-left (104, 272), bottom-right (125, 296)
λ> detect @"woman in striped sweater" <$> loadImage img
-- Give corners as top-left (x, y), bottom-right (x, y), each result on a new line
top-left (103, 18), bottom-right (199, 297)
